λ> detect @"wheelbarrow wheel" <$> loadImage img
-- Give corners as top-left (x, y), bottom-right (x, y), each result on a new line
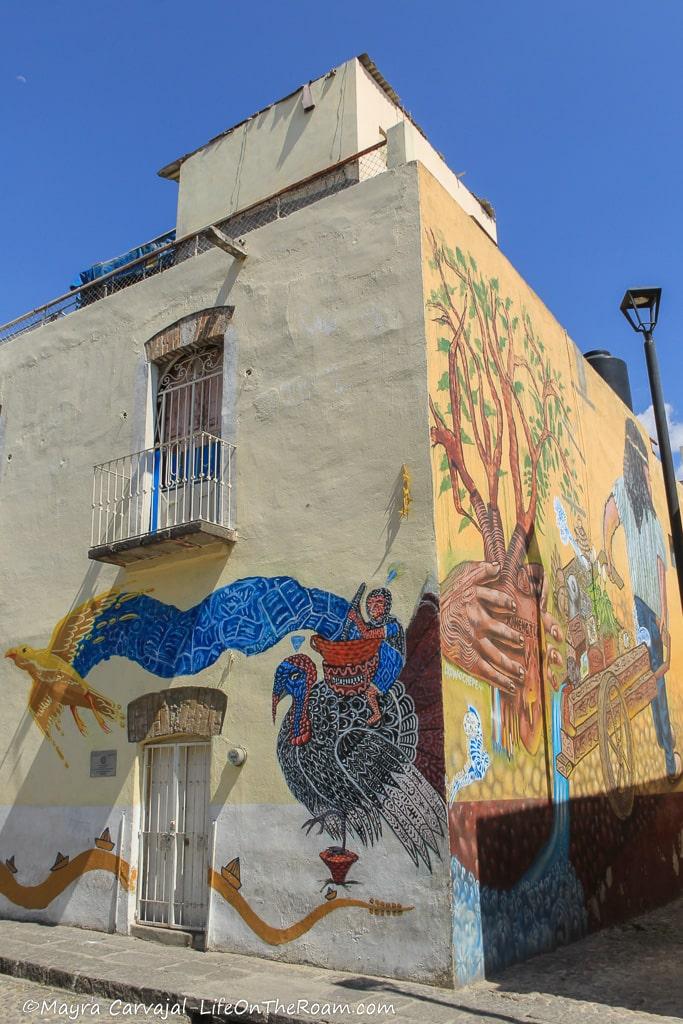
top-left (598, 670), bottom-right (635, 819)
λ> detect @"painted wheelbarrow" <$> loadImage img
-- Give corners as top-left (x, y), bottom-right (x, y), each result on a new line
top-left (556, 636), bottom-right (670, 819)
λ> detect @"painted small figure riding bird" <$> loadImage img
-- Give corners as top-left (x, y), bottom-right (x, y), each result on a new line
top-left (5, 590), bottom-right (130, 767)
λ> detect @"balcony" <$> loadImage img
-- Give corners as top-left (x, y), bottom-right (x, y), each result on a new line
top-left (89, 432), bottom-right (236, 566)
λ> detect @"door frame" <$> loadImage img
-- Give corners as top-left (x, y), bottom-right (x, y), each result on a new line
top-left (136, 739), bottom-right (211, 932)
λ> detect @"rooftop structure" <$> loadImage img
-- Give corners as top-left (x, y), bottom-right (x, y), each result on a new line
top-left (0, 55), bottom-right (495, 345)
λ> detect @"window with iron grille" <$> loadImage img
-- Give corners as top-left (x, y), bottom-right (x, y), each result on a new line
top-left (150, 345), bottom-right (225, 530)
top-left (155, 345), bottom-right (223, 444)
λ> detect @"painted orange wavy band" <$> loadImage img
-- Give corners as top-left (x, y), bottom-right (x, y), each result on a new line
top-left (0, 850), bottom-right (134, 910)
top-left (0, 850), bottom-right (412, 946)
top-left (209, 869), bottom-right (413, 945)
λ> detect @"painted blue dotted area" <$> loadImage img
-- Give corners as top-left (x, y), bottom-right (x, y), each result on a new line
top-left (72, 575), bottom-right (404, 692)
top-left (73, 576), bottom-right (350, 679)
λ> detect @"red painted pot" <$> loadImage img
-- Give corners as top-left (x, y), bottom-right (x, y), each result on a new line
top-left (311, 635), bottom-right (383, 695)
top-left (310, 635), bottom-right (383, 664)
top-left (319, 846), bottom-right (358, 884)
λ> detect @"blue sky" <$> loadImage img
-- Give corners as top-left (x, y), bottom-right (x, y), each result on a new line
top-left (2, 0), bottom-right (682, 462)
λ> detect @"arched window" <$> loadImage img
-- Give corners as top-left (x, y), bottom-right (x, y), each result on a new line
top-left (150, 345), bottom-right (226, 533)
top-left (155, 345), bottom-right (223, 445)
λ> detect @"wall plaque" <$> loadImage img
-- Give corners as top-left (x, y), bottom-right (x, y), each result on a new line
top-left (90, 749), bottom-right (117, 778)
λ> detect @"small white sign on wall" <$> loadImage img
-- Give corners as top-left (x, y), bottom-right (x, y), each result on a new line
top-left (90, 749), bottom-right (117, 778)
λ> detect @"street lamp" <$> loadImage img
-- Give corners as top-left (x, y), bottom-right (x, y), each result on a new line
top-left (620, 287), bottom-right (683, 611)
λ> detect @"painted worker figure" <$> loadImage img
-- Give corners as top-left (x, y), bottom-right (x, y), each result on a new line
top-left (603, 419), bottom-right (682, 781)
top-left (344, 585), bottom-right (406, 725)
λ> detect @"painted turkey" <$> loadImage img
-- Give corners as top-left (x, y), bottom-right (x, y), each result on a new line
top-left (272, 641), bottom-right (446, 871)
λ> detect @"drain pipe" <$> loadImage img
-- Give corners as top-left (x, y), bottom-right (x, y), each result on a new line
top-left (114, 810), bottom-right (126, 934)
top-left (205, 818), bottom-right (218, 951)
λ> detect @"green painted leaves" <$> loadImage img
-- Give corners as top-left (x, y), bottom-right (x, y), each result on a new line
top-left (428, 236), bottom-right (583, 544)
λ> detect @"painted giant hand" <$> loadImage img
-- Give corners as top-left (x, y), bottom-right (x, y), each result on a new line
top-left (428, 235), bottom-right (579, 754)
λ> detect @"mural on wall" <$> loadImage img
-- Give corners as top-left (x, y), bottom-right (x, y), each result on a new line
top-left (0, 828), bottom-right (413, 942)
top-left (423, 232), bottom-right (591, 974)
top-left (210, 858), bottom-right (413, 945)
top-left (426, 229), bottom-right (577, 755)
top-left (448, 705), bottom-right (490, 803)
top-left (552, 489), bottom-right (678, 819)
top-left (0, 827), bottom-right (411, 937)
top-left (4, 590), bottom-right (130, 766)
top-left (3, 572), bottom-right (446, 942)
top-left (273, 588), bottom-right (446, 886)
top-left (422, 183), bottom-right (683, 984)
top-left (602, 421), bottom-right (680, 782)
top-left (4, 577), bottom-right (353, 767)
top-left (72, 576), bottom-right (357, 678)
top-left (0, 829), bottom-right (135, 910)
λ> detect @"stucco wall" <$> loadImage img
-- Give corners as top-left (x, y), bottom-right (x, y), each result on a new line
top-left (387, 122), bottom-right (497, 243)
top-left (354, 61), bottom-right (404, 150)
top-left (419, 164), bottom-right (683, 983)
top-left (0, 162), bottom-right (452, 984)
top-left (174, 59), bottom-right (362, 236)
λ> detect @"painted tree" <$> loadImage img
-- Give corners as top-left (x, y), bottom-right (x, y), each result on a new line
top-left (427, 231), bottom-right (582, 754)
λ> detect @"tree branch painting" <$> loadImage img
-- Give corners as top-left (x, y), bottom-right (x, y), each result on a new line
top-left (428, 232), bottom-right (581, 754)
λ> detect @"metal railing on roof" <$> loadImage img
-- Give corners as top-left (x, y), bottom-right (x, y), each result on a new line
top-left (0, 141), bottom-right (388, 345)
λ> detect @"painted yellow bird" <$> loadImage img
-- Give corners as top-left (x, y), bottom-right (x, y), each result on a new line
top-left (5, 590), bottom-right (129, 768)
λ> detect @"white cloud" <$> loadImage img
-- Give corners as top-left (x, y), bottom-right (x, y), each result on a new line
top-left (637, 402), bottom-right (683, 478)
top-left (15, 74), bottom-right (27, 84)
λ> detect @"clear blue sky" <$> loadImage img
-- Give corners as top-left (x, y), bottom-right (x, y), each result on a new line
top-left (2, 0), bottom-right (682, 455)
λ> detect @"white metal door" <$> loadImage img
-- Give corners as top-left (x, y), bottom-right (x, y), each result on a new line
top-left (138, 742), bottom-right (210, 930)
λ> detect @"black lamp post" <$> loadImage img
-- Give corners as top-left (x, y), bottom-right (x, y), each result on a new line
top-left (620, 287), bottom-right (683, 611)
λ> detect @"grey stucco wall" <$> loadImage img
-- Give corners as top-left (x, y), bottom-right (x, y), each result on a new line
top-left (0, 161), bottom-right (451, 984)
top-left (175, 59), bottom-right (359, 236)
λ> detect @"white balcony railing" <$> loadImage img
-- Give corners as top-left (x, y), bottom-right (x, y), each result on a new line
top-left (91, 431), bottom-right (235, 550)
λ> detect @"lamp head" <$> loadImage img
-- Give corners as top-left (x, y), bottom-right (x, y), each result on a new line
top-left (620, 288), bottom-right (661, 335)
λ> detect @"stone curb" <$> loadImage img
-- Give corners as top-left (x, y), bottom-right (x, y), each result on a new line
top-left (0, 953), bottom-right (368, 1024)
top-left (0, 956), bottom-right (184, 1007)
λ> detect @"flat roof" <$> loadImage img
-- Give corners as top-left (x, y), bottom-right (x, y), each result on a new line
top-left (157, 53), bottom-right (427, 182)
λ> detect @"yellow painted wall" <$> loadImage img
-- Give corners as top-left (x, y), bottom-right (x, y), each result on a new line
top-left (419, 163), bottom-right (683, 978)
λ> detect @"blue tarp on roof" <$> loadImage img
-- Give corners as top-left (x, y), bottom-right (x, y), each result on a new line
top-left (72, 231), bottom-right (176, 298)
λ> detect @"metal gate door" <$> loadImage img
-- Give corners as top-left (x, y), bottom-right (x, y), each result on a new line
top-left (138, 742), bottom-right (210, 930)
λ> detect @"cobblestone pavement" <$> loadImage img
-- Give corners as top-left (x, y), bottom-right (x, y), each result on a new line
top-left (0, 896), bottom-right (682, 1023)
top-left (0, 974), bottom-right (191, 1023)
